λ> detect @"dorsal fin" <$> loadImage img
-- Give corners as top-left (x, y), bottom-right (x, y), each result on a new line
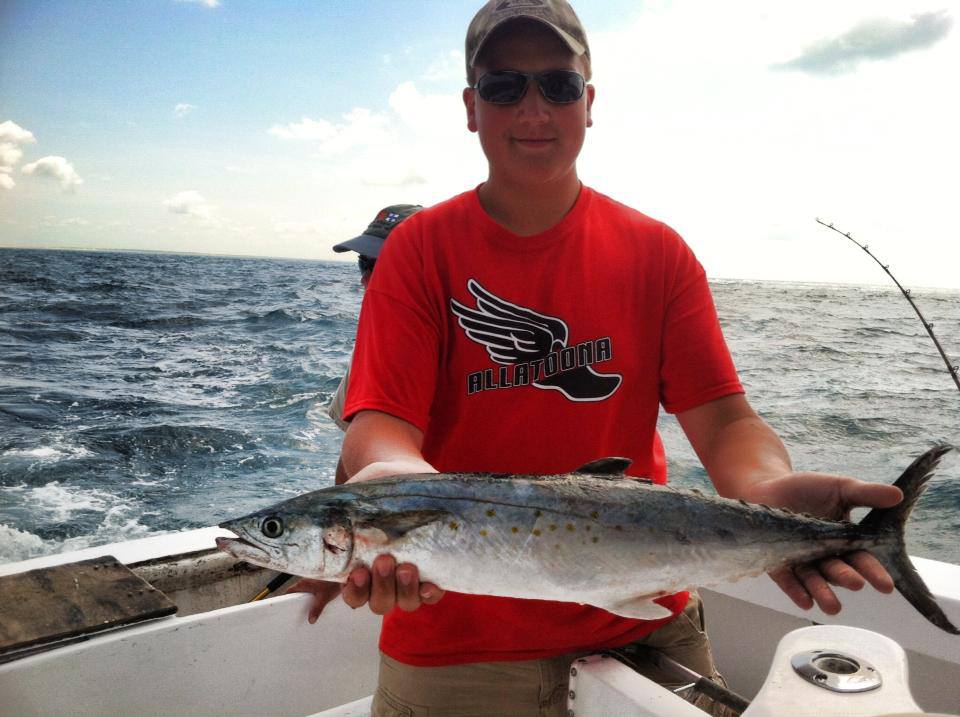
top-left (574, 457), bottom-right (632, 475)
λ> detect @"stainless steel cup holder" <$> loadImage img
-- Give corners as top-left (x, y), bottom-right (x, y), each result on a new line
top-left (791, 649), bottom-right (882, 693)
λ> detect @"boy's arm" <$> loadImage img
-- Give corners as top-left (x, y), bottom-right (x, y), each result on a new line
top-left (338, 410), bottom-right (445, 614)
top-left (677, 394), bottom-right (902, 615)
top-left (342, 409), bottom-right (436, 482)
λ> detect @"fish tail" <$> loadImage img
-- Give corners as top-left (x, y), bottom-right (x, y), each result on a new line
top-left (860, 444), bottom-right (958, 634)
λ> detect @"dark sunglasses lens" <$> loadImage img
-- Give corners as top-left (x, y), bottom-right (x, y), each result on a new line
top-left (358, 255), bottom-right (375, 273)
top-left (538, 71), bottom-right (585, 103)
top-left (477, 72), bottom-right (527, 104)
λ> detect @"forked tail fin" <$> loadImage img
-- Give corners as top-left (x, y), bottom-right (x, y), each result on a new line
top-left (861, 444), bottom-right (958, 634)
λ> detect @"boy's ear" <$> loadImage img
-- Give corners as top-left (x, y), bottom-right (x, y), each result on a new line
top-left (585, 84), bottom-right (595, 128)
top-left (463, 87), bottom-right (478, 133)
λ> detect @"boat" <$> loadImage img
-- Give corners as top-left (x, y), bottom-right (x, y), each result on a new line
top-left (1, 526), bottom-right (958, 716)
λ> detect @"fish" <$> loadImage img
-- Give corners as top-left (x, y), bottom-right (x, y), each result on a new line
top-left (216, 445), bottom-right (959, 634)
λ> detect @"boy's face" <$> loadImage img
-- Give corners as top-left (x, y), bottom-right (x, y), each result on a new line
top-left (463, 22), bottom-right (594, 190)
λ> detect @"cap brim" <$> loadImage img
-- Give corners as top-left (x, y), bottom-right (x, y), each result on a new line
top-left (331, 233), bottom-right (385, 257)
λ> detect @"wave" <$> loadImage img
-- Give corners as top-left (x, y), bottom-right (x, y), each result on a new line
top-left (31, 300), bottom-right (128, 322)
top-left (0, 401), bottom-right (63, 426)
top-left (0, 523), bottom-right (49, 563)
top-left (0, 325), bottom-right (93, 342)
top-left (0, 513), bottom-right (165, 565)
top-left (1, 444), bottom-right (95, 464)
top-left (74, 280), bottom-right (134, 294)
top-left (110, 315), bottom-right (210, 330)
top-left (0, 481), bottom-right (120, 522)
top-left (77, 423), bottom-right (256, 458)
top-left (242, 308), bottom-right (305, 326)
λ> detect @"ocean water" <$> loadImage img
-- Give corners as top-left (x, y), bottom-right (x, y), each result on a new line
top-left (1, 248), bottom-right (958, 565)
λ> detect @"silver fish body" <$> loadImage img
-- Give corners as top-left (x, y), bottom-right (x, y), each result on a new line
top-left (218, 449), bottom-right (958, 632)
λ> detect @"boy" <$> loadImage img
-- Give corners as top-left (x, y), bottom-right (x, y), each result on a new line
top-left (327, 2), bottom-right (902, 715)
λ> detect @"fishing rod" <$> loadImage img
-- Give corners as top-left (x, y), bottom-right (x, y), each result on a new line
top-left (250, 572), bottom-right (294, 602)
top-left (815, 218), bottom-right (960, 393)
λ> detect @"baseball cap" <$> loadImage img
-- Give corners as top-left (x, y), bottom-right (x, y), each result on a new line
top-left (332, 204), bottom-right (422, 257)
top-left (465, 0), bottom-right (590, 79)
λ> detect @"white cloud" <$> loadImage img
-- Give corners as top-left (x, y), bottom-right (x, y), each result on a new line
top-left (387, 81), bottom-right (464, 138)
top-left (0, 144), bottom-right (25, 171)
top-left (22, 156), bottom-right (83, 192)
top-left (174, 103), bottom-right (196, 118)
top-left (272, 220), bottom-right (324, 235)
top-left (269, 108), bottom-right (393, 156)
top-left (268, 117), bottom-right (335, 141)
top-left (0, 120), bottom-right (35, 145)
top-left (775, 10), bottom-right (954, 74)
top-left (423, 50), bottom-right (465, 83)
top-left (361, 169), bottom-right (428, 188)
top-left (34, 216), bottom-right (93, 229)
top-left (269, 79), bottom-right (481, 203)
top-left (163, 190), bottom-right (221, 227)
top-left (0, 120), bottom-right (37, 190)
top-left (342, 81), bottom-right (476, 188)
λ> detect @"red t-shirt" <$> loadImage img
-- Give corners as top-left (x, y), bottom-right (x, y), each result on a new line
top-left (344, 185), bottom-right (743, 666)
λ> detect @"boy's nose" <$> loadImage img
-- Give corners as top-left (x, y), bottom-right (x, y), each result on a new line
top-left (517, 80), bottom-right (551, 118)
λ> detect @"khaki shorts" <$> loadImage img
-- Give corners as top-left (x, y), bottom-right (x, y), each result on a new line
top-left (372, 592), bottom-right (734, 717)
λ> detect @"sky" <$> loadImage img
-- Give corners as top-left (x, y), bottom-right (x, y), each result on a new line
top-left (1, 0), bottom-right (958, 289)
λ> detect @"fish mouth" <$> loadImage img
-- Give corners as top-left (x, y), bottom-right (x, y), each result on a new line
top-left (215, 534), bottom-right (269, 565)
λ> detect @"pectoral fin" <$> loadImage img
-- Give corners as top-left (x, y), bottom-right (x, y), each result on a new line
top-left (574, 457), bottom-right (633, 475)
top-left (601, 595), bottom-right (675, 620)
top-left (353, 509), bottom-right (451, 540)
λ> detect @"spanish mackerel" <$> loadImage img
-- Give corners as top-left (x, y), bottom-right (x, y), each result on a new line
top-left (217, 445), bottom-right (958, 633)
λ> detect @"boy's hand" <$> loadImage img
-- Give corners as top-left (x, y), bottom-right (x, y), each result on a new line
top-left (742, 471), bottom-right (903, 615)
top-left (285, 578), bottom-right (344, 624)
top-left (342, 554), bottom-right (445, 614)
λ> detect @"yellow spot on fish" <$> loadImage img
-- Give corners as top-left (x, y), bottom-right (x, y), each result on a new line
top-left (449, 521), bottom-right (459, 531)
top-left (511, 526), bottom-right (519, 534)
top-left (479, 529), bottom-right (487, 537)
top-left (592, 536), bottom-right (599, 544)
top-left (566, 523), bottom-right (575, 532)
top-left (486, 509), bottom-right (496, 517)
top-left (532, 529), bottom-right (541, 536)
top-left (534, 510), bottom-right (542, 517)
top-left (549, 524), bottom-right (557, 531)
top-left (590, 511), bottom-right (599, 519)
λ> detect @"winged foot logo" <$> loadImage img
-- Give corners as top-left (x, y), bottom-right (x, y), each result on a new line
top-left (450, 279), bottom-right (622, 402)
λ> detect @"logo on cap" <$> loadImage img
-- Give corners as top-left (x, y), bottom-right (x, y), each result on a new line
top-left (377, 210), bottom-right (403, 224)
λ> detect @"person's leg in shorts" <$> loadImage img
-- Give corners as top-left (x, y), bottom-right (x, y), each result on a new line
top-left (372, 650), bottom-right (581, 717)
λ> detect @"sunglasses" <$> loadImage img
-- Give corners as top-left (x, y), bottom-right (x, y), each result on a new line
top-left (475, 70), bottom-right (585, 105)
top-left (358, 255), bottom-right (376, 274)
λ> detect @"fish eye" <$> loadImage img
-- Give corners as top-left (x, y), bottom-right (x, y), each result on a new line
top-left (260, 515), bottom-right (284, 539)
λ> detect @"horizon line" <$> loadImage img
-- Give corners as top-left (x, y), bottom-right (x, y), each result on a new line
top-left (1, 244), bottom-right (958, 293)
